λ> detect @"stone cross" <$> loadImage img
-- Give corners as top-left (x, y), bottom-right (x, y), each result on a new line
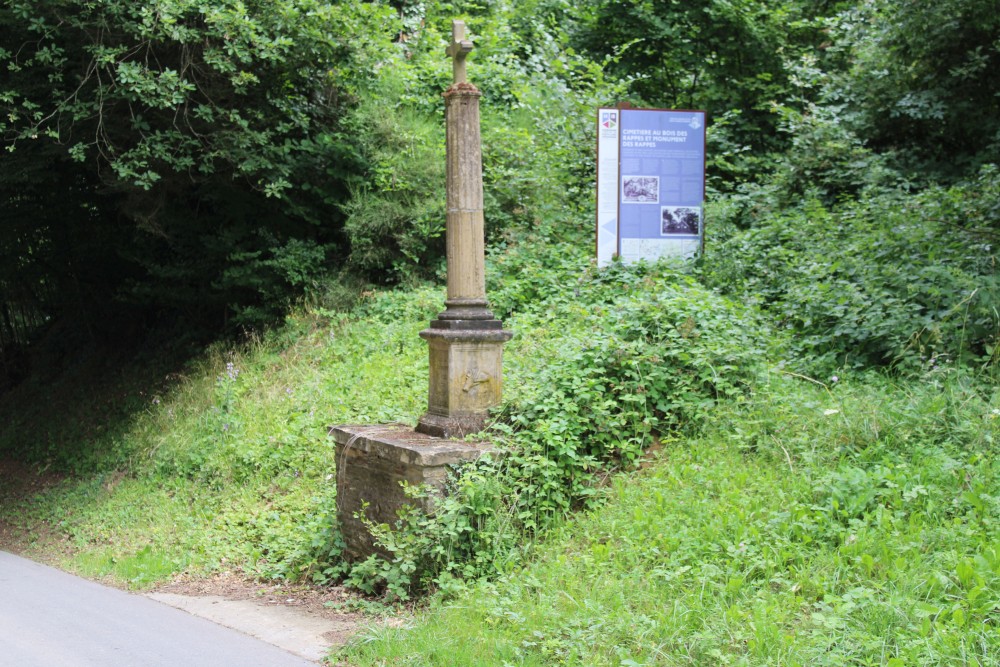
top-left (446, 20), bottom-right (474, 84)
top-left (331, 20), bottom-right (512, 562)
top-left (415, 19), bottom-right (512, 439)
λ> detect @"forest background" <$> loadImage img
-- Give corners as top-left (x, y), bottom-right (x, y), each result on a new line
top-left (1, 0), bottom-right (998, 665)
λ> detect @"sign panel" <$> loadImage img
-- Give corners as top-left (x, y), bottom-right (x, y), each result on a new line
top-left (595, 108), bottom-right (620, 267)
top-left (595, 107), bottom-right (706, 266)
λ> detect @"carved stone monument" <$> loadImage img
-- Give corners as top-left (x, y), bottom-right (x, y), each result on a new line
top-left (331, 20), bottom-right (511, 560)
top-left (417, 20), bottom-right (513, 439)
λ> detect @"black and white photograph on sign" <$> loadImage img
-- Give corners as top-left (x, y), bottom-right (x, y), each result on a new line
top-left (621, 176), bottom-right (659, 203)
top-left (661, 206), bottom-right (701, 235)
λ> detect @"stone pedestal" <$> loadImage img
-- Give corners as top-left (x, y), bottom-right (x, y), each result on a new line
top-left (330, 20), bottom-right (510, 562)
top-left (330, 424), bottom-right (492, 560)
top-left (417, 326), bottom-right (512, 438)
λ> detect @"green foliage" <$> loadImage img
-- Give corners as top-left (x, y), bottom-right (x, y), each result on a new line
top-left (0, 0), bottom-right (394, 332)
top-left (764, 100), bottom-right (899, 206)
top-left (485, 226), bottom-right (592, 320)
top-left (703, 167), bottom-right (1000, 373)
top-left (333, 0), bottom-right (627, 282)
top-left (826, 0), bottom-right (1000, 179)
top-left (0, 286), bottom-right (438, 585)
top-left (342, 257), bottom-right (768, 598)
top-left (0, 0), bottom-right (390, 193)
top-left (497, 261), bottom-right (766, 513)
top-left (341, 371), bottom-right (1000, 665)
top-left (340, 98), bottom-right (447, 282)
top-left (573, 0), bottom-right (837, 186)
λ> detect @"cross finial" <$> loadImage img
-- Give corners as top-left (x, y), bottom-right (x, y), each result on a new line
top-left (445, 20), bottom-right (474, 84)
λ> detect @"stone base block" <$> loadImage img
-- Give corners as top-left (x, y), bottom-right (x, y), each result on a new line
top-left (330, 423), bottom-right (492, 561)
top-left (417, 323), bottom-right (512, 439)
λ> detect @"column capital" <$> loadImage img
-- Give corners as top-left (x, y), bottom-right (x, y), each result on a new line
top-left (443, 82), bottom-right (482, 98)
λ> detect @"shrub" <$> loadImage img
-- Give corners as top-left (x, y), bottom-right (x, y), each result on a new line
top-left (702, 167), bottom-right (1000, 373)
top-left (346, 259), bottom-right (769, 598)
top-left (339, 100), bottom-right (447, 283)
top-left (0, 0), bottom-right (395, 330)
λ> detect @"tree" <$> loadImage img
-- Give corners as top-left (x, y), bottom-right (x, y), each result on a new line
top-left (572, 0), bottom-right (836, 185)
top-left (826, 0), bottom-right (1000, 179)
top-left (1, 0), bottom-right (393, 333)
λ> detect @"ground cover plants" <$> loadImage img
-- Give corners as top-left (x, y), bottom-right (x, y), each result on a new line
top-left (342, 257), bottom-right (768, 599)
top-left (0, 244), bottom-right (766, 595)
top-left (2, 233), bottom-right (996, 663)
top-left (340, 369), bottom-right (1000, 666)
top-left (0, 286), bottom-right (442, 584)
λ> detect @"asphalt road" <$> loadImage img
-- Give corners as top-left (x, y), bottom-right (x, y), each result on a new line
top-left (0, 551), bottom-right (318, 666)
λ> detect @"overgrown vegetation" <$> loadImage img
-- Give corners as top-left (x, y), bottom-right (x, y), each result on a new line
top-left (0, 0), bottom-right (395, 337)
top-left (342, 371), bottom-right (1000, 665)
top-left (2, 0), bottom-right (999, 664)
top-left (702, 167), bottom-right (1000, 373)
top-left (0, 286), bottom-right (438, 583)
top-left (344, 259), bottom-right (768, 598)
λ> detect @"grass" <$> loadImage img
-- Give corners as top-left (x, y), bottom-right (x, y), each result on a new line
top-left (0, 286), bottom-right (445, 586)
top-left (339, 370), bottom-right (1000, 666)
top-left (1, 251), bottom-right (997, 666)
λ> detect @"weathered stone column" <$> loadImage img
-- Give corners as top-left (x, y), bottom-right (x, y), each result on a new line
top-left (415, 21), bottom-right (512, 438)
top-left (440, 82), bottom-right (489, 320)
top-left (331, 20), bottom-right (510, 561)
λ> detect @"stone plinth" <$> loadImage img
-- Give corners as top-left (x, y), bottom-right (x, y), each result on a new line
top-left (417, 325), bottom-right (512, 438)
top-left (330, 424), bottom-right (492, 560)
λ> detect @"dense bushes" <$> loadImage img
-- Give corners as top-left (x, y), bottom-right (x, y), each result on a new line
top-left (345, 259), bottom-right (769, 598)
top-left (498, 261), bottom-right (767, 512)
top-left (0, 0), bottom-right (396, 331)
top-left (573, 0), bottom-right (827, 183)
top-left (339, 102), bottom-right (447, 282)
top-left (826, 0), bottom-right (1000, 179)
top-left (703, 167), bottom-right (1000, 372)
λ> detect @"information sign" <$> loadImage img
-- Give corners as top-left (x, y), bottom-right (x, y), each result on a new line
top-left (596, 107), bottom-right (706, 266)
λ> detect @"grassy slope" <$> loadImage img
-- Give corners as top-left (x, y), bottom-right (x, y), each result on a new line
top-left (1, 257), bottom-right (997, 666)
top-left (341, 372), bottom-right (999, 666)
top-left (0, 287), bottom-right (442, 585)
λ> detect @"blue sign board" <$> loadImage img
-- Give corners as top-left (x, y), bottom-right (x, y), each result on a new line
top-left (598, 108), bottom-right (705, 264)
